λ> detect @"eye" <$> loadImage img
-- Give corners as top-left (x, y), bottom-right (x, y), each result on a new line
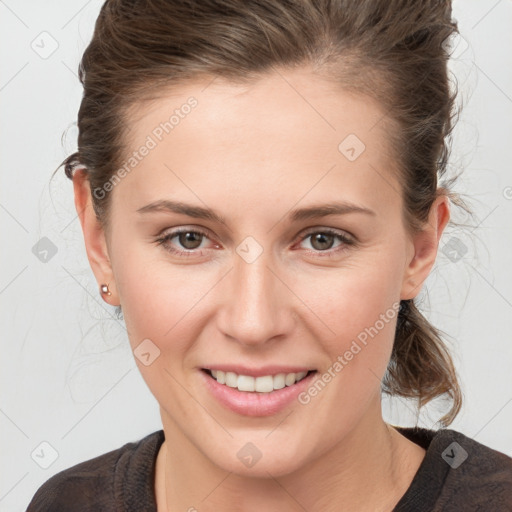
top-left (155, 228), bottom-right (215, 257)
top-left (155, 226), bottom-right (355, 259)
top-left (296, 228), bottom-right (355, 257)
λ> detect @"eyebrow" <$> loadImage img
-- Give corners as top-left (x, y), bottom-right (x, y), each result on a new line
top-left (136, 199), bottom-right (376, 224)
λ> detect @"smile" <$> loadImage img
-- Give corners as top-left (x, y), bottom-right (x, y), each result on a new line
top-left (200, 366), bottom-right (319, 416)
top-left (203, 369), bottom-right (314, 393)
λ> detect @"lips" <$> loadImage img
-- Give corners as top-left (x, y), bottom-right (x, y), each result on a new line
top-left (203, 368), bottom-right (315, 393)
top-left (200, 367), bottom-right (318, 416)
top-left (202, 365), bottom-right (315, 378)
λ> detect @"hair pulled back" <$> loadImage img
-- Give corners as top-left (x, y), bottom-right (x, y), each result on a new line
top-left (61, 0), bottom-right (463, 425)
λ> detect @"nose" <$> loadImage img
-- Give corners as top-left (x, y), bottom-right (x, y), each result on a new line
top-left (217, 244), bottom-right (295, 348)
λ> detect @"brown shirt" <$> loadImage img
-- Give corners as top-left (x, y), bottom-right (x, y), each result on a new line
top-left (26, 427), bottom-right (512, 511)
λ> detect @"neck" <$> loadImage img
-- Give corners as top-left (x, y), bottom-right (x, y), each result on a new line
top-left (155, 399), bottom-right (425, 512)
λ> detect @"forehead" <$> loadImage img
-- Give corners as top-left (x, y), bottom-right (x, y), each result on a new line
top-left (116, 68), bottom-right (401, 219)
top-left (127, 68), bottom-right (392, 151)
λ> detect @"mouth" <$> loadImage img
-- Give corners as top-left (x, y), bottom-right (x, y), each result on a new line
top-left (201, 368), bottom-right (317, 393)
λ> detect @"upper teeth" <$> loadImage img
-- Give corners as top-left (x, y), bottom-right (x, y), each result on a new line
top-left (211, 370), bottom-right (309, 393)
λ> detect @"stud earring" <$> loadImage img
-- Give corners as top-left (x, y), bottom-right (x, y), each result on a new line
top-left (100, 284), bottom-right (112, 296)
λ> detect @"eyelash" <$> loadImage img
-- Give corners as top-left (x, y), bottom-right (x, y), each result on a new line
top-left (155, 227), bottom-right (356, 259)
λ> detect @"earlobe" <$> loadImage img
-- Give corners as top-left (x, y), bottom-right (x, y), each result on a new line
top-left (401, 195), bottom-right (450, 300)
top-left (72, 169), bottom-right (119, 305)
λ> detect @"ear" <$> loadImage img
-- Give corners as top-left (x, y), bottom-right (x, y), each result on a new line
top-left (401, 194), bottom-right (450, 300)
top-left (73, 169), bottom-right (119, 305)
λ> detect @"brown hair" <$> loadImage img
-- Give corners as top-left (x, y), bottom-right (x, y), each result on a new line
top-left (60, 0), bottom-right (465, 425)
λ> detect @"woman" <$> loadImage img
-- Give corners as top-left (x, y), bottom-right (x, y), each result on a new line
top-left (27, 0), bottom-right (512, 510)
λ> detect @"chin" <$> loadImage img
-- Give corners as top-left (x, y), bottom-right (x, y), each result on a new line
top-left (199, 433), bottom-right (313, 479)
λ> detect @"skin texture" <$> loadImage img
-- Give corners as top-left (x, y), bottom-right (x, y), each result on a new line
top-left (74, 67), bottom-right (450, 511)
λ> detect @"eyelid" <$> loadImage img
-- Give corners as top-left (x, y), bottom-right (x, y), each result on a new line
top-left (155, 225), bottom-right (215, 241)
top-left (156, 225), bottom-right (355, 245)
top-left (296, 226), bottom-right (356, 243)
top-left (155, 226), bottom-right (216, 248)
top-left (155, 225), bottom-right (356, 259)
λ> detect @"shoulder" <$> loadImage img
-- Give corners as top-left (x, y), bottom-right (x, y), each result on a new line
top-left (26, 430), bottom-right (164, 512)
top-left (432, 428), bottom-right (512, 510)
top-left (396, 426), bottom-right (512, 511)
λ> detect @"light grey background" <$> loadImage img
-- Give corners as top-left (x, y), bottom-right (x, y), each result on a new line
top-left (1, 1), bottom-right (511, 510)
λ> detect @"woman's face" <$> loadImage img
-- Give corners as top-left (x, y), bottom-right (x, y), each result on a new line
top-left (79, 67), bottom-right (446, 477)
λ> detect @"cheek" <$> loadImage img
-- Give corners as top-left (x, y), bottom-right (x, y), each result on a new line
top-left (110, 237), bottom-right (218, 355)
top-left (112, 223), bottom-right (405, 372)
top-left (302, 247), bottom-right (403, 337)
top-left (111, 245), bottom-right (218, 409)
top-left (293, 245), bottom-right (405, 392)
